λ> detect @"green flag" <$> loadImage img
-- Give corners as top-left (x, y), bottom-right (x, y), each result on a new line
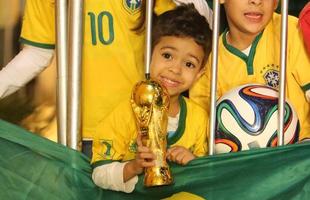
top-left (0, 119), bottom-right (309, 200)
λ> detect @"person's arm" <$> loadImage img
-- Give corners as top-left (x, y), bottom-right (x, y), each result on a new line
top-left (0, 45), bottom-right (54, 99)
top-left (92, 162), bottom-right (139, 193)
top-left (299, 2), bottom-right (310, 56)
top-left (92, 139), bottom-right (155, 193)
top-left (123, 143), bottom-right (155, 182)
top-left (290, 16), bottom-right (310, 103)
top-left (91, 114), bottom-right (138, 193)
top-left (299, 3), bottom-right (310, 102)
top-left (91, 101), bottom-right (155, 193)
top-left (0, 0), bottom-right (57, 98)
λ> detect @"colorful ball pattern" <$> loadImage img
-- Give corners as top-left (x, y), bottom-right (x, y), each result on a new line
top-left (215, 84), bottom-right (300, 154)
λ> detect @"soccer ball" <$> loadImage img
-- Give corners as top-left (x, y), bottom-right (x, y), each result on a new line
top-left (215, 84), bottom-right (300, 154)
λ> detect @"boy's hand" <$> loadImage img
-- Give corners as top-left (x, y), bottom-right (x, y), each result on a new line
top-left (166, 146), bottom-right (195, 165)
top-left (123, 136), bottom-right (155, 182)
top-left (132, 145), bottom-right (156, 174)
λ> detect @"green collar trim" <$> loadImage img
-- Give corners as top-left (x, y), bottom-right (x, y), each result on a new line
top-left (167, 96), bottom-right (186, 146)
top-left (20, 37), bottom-right (55, 49)
top-left (222, 29), bottom-right (263, 75)
top-left (301, 83), bottom-right (310, 92)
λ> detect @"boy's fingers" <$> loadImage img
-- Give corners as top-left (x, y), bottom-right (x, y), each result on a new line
top-left (166, 153), bottom-right (171, 161)
top-left (167, 146), bottom-right (195, 165)
top-left (137, 146), bottom-right (151, 153)
top-left (139, 152), bottom-right (155, 159)
top-left (141, 160), bottom-right (156, 168)
top-left (167, 146), bottom-right (184, 157)
top-left (175, 152), bottom-right (187, 164)
top-left (182, 157), bottom-right (192, 165)
top-left (136, 134), bottom-right (143, 146)
top-left (167, 147), bottom-right (179, 162)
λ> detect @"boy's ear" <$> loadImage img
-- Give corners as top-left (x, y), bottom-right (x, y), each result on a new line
top-left (195, 67), bottom-right (205, 81)
top-left (273, 0), bottom-right (279, 10)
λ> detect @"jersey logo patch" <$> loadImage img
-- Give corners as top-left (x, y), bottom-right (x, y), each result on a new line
top-left (260, 64), bottom-right (279, 89)
top-left (99, 139), bottom-right (114, 159)
top-left (128, 139), bottom-right (138, 153)
top-left (123, 0), bottom-right (142, 14)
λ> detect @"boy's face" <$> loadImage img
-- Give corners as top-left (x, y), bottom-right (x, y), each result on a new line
top-left (150, 36), bottom-right (205, 99)
top-left (221, 0), bottom-right (278, 37)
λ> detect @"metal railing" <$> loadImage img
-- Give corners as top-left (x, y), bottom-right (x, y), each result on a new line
top-left (208, 0), bottom-right (289, 155)
top-left (55, 0), bottom-right (84, 150)
top-left (55, 0), bottom-right (289, 153)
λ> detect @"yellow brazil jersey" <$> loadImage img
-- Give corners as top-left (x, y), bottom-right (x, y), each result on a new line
top-left (190, 13), bottom-right (310, 140)
top-left (91, 96), bottom-right (208, 166)
top-left (20, 0), bottom-right (175, 139)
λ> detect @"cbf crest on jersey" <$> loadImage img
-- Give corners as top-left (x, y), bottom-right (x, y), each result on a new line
top-left (123, 0), bottom-right (142, 14)
top-left (260, 64), bottom-right (280, 89)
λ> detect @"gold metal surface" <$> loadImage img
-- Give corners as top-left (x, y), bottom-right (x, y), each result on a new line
top-left (131, 79), bottom-right (173, 187)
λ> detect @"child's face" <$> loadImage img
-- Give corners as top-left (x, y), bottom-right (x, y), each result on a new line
top-left (221, 0), bottom-right (278, 37)
top-left (150, 36), bottom-right (205, 99)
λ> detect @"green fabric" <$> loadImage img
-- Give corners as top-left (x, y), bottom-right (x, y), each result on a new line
top-left (0, 119), bottom-right (310, 200)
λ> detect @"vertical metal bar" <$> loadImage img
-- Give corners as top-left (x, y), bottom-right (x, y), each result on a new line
top-left (278, 0), bottom-right (288, 146)
top-left (209, 0), bottom-right (220, 156)
top-left (55, 0), bottom-right (68, 146)
top-left (67, 0), bottom-right (84, 150)
top-left (144, 0), bottom-right (154, 79)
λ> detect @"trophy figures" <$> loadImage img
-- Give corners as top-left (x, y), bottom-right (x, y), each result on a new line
top-left (131, 79), bottom-right (173, 187)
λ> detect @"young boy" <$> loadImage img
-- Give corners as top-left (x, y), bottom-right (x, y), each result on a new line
top-left (190, 0), bottom-right (310, 143)
top-left (91, 4), bottom-right (212, 193)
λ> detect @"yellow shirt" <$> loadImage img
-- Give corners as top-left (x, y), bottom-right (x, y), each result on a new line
top-left (190, 13), bottom-right (310, 140)
top-left (91, 96), bottom-right (208, 165)
top-left (20, 0), bottom-right (175, 138)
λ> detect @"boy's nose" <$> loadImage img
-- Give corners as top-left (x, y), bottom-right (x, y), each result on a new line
top-left (168, 62), bottom-right (182, 75)
top-left (249, 0), bottom-right (262, 5)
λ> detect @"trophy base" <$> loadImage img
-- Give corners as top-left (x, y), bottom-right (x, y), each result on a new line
top-left (144, 166), bottom-right (173, 187)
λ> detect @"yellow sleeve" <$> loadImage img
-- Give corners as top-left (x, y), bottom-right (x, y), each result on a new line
top-left (20, 0), bottom-right (55, 48)
top-left (154, 0), bottom-right (176, 15)
top-left (91, 101), bottom-right (135, 165)
top-left (192, 107), bottom-right (209, 157)
top-left (189, 59), bottom-right (212, 113)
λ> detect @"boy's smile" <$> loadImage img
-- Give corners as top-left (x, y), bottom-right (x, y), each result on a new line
top-left (160, 76), bottom-right (181, 88)
top-left (150, 36), bottom-right (205, 102)
top-left (244, 11), bottom-right (263, 23)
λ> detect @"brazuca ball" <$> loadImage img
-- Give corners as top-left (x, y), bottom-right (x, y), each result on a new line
top-left (215, 84), bottom-right (300, 154)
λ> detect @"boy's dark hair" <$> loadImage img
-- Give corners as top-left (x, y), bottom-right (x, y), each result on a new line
top-left (152, 4), bottom-right (212, 66)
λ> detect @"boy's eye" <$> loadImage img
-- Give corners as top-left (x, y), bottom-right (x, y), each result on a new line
top-left (185, 62), bottom-right (195, 68)
top-left (162, 53), bottom-right (172, 59)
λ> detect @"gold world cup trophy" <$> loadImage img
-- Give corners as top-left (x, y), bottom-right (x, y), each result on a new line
top-left (131, 79), bottom-right (173, 187)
